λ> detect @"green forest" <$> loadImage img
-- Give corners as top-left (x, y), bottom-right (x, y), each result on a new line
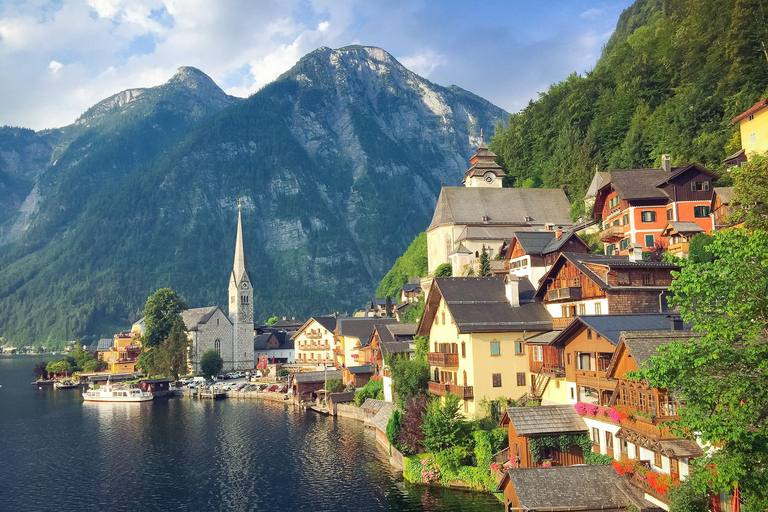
top-left (489, 0), bottom-right (768, 219)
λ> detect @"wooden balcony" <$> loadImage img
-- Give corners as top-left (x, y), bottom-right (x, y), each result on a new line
top-left (531, 362), bottom-right (565, 377)
top-left (547, 286), bottom-right (582, 301)
top-left (427, 381), bottom-right (473, 399)
top-left (427, 352), bottom-right (459, 367)
top-left (599, 225), bottom-right (625, 242)
top-left (574, 369), bottom-right (609, 389)
top-left (552, 317), bottom-right (574, 329)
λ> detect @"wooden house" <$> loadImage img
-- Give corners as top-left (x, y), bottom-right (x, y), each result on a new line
top-left (291, 370), bottom-right (342, 403)
top-left (497, 465), bottom-right (661, 512)
top-left (534, 252), bottom-right (678, 329)
top-left (711, 187), bottom-right (734, 230)
top-left (659, 221), bottom-right (705, 258)
top-left (499, 405), bottom-right (588, 468)
top-left (592, 158), bottom-right (718, 255)
top-left (504, 229), bottom-right (590, 287)
top-left (360, 323), bottom-right (417, 378)
top-left (342, 364), bottom-right (374, 388)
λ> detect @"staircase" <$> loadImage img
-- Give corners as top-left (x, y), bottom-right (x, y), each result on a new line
top-left (530, 374), bottom-right (551, 400)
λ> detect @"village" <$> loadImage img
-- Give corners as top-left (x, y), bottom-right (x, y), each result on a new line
top-left (28, 95), bottom-right (767, 512)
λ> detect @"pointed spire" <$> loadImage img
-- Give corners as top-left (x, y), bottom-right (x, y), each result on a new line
top-left (233, 201), bottom-right (247, 283)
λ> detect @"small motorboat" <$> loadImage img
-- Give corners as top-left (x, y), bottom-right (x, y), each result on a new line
top-left (54, 380), bottom-right (80, 389)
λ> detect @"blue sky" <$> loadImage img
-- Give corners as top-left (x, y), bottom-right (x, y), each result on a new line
top-left (0, 0), bottom-right (633, 130)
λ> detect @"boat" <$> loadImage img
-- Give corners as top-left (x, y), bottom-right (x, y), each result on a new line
top-left (54, 380), bottom-right (80, 389)
top-left (82, 382), bottom-right (153, 403)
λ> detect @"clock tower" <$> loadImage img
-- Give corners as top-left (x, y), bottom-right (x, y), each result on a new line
top-left (228, 201), bottom-right (254, 370)
top-left (461, 141), bottom-right (506, 188)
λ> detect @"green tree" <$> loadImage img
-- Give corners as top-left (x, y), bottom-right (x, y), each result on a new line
top-left (387, 354), bottom-right (429, 405)
top-left (46, 360), bottom-right (73, 376)
top-left (376, 232), bottom-right (428, 299)
top-left (478, 245), bottom-right (491, 277)
top-left (434, 263), bottom-right (452, 277)
top-left (398, 396), bottom-right (429, 455)
top-left (386, 409), bottom-right (403, 450)
top-left (354, 378), bottom-right (384, 405)
top-left (157, 317), bottom-right (189, 380)
top-left (325, 378), bottom-right (343, 394)
top-left (142, 288), bottom-right (188, 348)
top-left (729, 153), bottom-right (768, 230)
top-left (636, 229), bottom-right (768, 508)
top-left (385, 296), bottom-right (393, 316)
top-left (414, 335), bottom-right (429, 362)
top-left (421, 393), bottom-right (473, 453)
top-left (200, 349), bottom-right (224, 379)
top-left (136, 349), bottom-right (158, 377)
top-left (266, 316), bottom-right (279, 325)
top-left (401, 297), bottom-right (425, 324)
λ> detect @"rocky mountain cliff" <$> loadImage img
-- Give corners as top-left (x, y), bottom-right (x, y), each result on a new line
top-left (0, 45), bottom-right (507, 346)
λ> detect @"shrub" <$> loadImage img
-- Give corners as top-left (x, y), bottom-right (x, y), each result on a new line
top-left (386, 409), bottom-right (403, 450)
top-left (434, 263), bottom-right (452, 277)
top-left (354, 378), bottom-right (384, 405)
top-left (397, 396), bottom-right (429, 455)
top-left (422, 393), bottom-right (474, 453)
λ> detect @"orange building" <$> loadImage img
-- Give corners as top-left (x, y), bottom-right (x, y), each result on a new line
top-left (592, 156), bottom-right (718, 255)
top-left (100, 330), bottom-right (143, 374)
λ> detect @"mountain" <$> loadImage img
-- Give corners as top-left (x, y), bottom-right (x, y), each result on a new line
top-left (0, 46), bottom-right (507, 347)
top-left (489, 0), bottom-right (768, 219)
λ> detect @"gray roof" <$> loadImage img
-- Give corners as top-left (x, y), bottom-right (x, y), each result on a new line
top-left (313, 316), bottom-right (338, 333)
top-left (456, 225), bottom-right (526, 242)
top-left (714, 186), bottom-right (733, 205)
top-left (374, 323), bottom-right (417, 345)
top-left (292, 370), bottom-right (342, 384)
top-left (97, 338), bottom-right (113, 351)
top-left (666, 221), bottom-right (705, 234)
top-left (656, 438), bottom-right (705, 459)
top-left (621, 330), bottom-right (700, 366)
top-left (428, 187), bottom-right (573, 231)
top-left (379, 341), bottom-right (413, 358)
top-left (338, 317), bottom-right (395, 342)
top-left (348, 364), bottom-right (373, 374)
top-left (505, 405), bottom-right (587, 435)
top-left (607, 168), bottom-right (670, 201)
top-left (501, 465), bottom-right (656, 510)
top-left (429, 277), bottom-right (552, 333)
top-left (371, 402), bottom-right (394, 432)
top-left (524, 331), bottom-right (559, 345)
top-left (328, 391), bottom-right (355, 404)
top-left (360, 398), bottom-right (388, 412)
top-left (551, 314), bottom-right (688, 347)
top-left (585, 171), bottom-right (611, 199)
top-left (181, 306), bottom-right (225, 331)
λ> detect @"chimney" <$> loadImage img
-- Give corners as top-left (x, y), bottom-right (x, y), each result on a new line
top-left (505, 272), bottom-right (520, 307)
top-left (661, 154), bottom-right (671, 173)
top-left (628, 243), bottom-right (643, 262)
top-left (555, 229), bottom-right (563, 240)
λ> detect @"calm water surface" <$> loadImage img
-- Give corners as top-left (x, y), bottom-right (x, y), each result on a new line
top-left (0, 356), bottom-right (502, 512)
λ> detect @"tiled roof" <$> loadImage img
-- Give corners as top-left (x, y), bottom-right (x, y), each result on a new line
top-left (621, 330), bottom-right (700, 366)
top-left (512, 231), bottom-right (557, 254)
top-left (293, 370), bottom-right (341, 384)
top-left (608, 168), bottom-right (670, 200)
top-left (505, 405), bottom-right (587, 435)
top-left (524, 331), bottom-right (559, 345)
top-left (371, 402), bottom-right (394, 432)
top-left (360, 398), bottom-right (388, 413)
top-left (713, 186), bottom-right (733, 205)
top-left (181, 306), bottom-right (223, 331)
top-left (348, 364), bottom-right (373, 374)
top-left (657, 438), bottom-right (705, 459)
top-left (97, 338), bottom-right (113, 351)
top-left (456, 226), bottom-right (525, 242)
top-left (338, 317), bottom-right (395, 341)
top-left (428, 187), bottom-right (573, 231)
top-left (500, 465), bottom-right (656, 510)
top-left (313, 316), bottom-right (338, 332)
top-left (328, 391), bottom-right (355, 404)
top-left (433, 277), bottom-right (553, 333)
top-left (665, 221), bottom-right (705, 234)
top-left (731, 97), bottom-right (768, 124)
top-left (550, 315), bottom-right (688, 347)
top-left (379, 341), bottom-right (413, 357)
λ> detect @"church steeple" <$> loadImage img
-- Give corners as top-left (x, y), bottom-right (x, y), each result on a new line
top-left (232, 200), bottom-right (249, 285)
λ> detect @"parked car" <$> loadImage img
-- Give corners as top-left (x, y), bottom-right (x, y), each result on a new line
top-left (277, 385), bottom-right (288, 393)
top-left (267, 385), bottom-right (279, 392)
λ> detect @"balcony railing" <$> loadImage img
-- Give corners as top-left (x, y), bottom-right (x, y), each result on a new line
top-left (552, 317), bottom-right (574, 329)
top-left (427, 352), bottom-right (459, 367)
top-left (547, 287), bottom-right (582, 301)
top-left (599, 225), bottom-right (625, 242)
top-left (428, 381), bottom-right (473, 399)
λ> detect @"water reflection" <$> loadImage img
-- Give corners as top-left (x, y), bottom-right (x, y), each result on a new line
top-left (0, 357), bottom-right (502, 512)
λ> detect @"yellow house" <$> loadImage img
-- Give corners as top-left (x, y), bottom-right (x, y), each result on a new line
top-left (292, 316), bottom-right (338, 369)
top-left (336, 317), bottom-right (395, 368)
top-left (732, 97), bottom-right (768, 158)
top-left (102, 330), bottom-right (143, 374)
top-left (417, 274), bottom-right (553, 417)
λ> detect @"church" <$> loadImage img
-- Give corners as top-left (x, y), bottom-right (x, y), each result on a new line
top-left (184, 204), bottom-right (255, 373)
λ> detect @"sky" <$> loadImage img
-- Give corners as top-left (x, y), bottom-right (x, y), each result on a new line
top-left (0, 0), bottom-right (634, 131)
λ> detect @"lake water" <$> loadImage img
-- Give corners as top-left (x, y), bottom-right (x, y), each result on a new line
top-left (0, 356), bottom-right (502, 512)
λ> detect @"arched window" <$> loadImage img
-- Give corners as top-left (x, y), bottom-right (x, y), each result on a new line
top-left (214, 339), bottom-right (221, 354)
top-left (445, 234), bottom-right (452, 256)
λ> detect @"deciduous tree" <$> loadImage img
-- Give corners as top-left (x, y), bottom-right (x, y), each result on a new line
top-left (729, 153), bottom-right (768, 230)
top-left (200, 349), bottom-right (223, 379)
top-left (157, 317), bottom-right (189, 380)
top-left (143, 288), bottom-right (188, 348)
top-left (637, 229), bottom-right (768, 508)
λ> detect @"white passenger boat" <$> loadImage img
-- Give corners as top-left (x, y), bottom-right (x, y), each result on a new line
top-left (82, 382), bottom-right (153, 403)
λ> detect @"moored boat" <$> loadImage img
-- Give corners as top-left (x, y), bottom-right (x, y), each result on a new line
top-left (54, 380), bottom-right (80, 389)
top-left (82, 382), bottom-right (153, 403)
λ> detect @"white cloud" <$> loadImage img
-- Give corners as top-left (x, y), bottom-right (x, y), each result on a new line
top-left (580, 8), bottom-right (603, 19)
top-left (398, 50), bottom-right (447, 78)
top-left (48, 60), bottom-right (64, 74)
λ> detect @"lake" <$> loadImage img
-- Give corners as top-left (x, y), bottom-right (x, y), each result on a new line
top-left (0, 355), bottom-right (503, 512)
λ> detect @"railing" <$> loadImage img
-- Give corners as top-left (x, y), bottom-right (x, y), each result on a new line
top-left (427, 381), bottom-right (474, 399)
top-left (552, 317), bottom-right (574, 329)
top-left (307, 333), bottom-right (322, 339)
top-left (599, 225), bottom-right (625, 242)
top-left (547, 287), bottom-right (582, 301)
top-left (530, 362), bottom-right (565, 377)
top-left (427, 352), bottom-right (459, 367)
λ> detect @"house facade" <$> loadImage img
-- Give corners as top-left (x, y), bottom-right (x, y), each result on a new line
top-left (592, 157), bottom-right (718, 255)
top-left (731, 96), bottom-right (768, 158)
top-left (183, 306), bottom-right (234, 374)
top-left (336, 317), bottom-right (395, 368)
top-left (659, 222), bottom-right (705, 258)
top-left (505, 230), bottom-right (589, 287)
top-left (711, 187), bottom-right (734, 230)
top-left (253, 332), bottom-right (294, 365)
top-left (417, 275), bottom-right (552, 417)
top-left (534, 253), bottom-right (678, 330)
top-left (292, 316), bottom-right (337, 369)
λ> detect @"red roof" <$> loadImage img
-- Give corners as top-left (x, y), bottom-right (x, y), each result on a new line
top-left (731, 97), bottom-right (768, 124)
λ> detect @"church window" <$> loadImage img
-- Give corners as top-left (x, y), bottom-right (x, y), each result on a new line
top-left (241, 295), bottom-right (249, 305)
top-left (445, 234), bottom-right (452, 256)
top-left (214, 339), bottom-right (221, 355)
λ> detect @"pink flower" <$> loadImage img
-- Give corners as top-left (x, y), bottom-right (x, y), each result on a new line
top-left (574, 403), bottom-right (587, 415)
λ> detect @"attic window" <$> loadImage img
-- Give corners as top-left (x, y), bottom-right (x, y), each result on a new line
top-left (481, 215), bottom-right (490, 222)
top-left (617, 271), bottom-right (630, 285)
top-left (525, 216), bottom-right (533, 222)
